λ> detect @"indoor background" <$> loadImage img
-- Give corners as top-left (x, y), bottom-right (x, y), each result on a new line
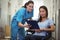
top-left (0, 0), bottom-right (60, 40)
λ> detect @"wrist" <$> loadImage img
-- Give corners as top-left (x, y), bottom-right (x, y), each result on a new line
top-left (43, 29), bottom-right (44, 31)
top-left (23, 24), bottom-right (26, 27)
top-left (21, 24), bottom-right (26, 27)
top-left (43, 28), bottom-right (46, 31)
top-left (40, 29), bottom-right (45, 31)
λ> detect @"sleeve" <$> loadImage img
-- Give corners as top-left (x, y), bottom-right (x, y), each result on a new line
top-left (16, 8), bottom-right (25, 22)
top-left (49, 19), bottom-right (54, 26)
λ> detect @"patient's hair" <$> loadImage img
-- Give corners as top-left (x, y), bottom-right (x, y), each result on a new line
top-left (38, 6), bottom-right (48, 22)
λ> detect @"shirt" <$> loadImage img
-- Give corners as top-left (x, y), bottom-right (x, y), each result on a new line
top-left (33, 18), bottom-right (54, 36)
top-left (11, 7), bottom-right (33, 36)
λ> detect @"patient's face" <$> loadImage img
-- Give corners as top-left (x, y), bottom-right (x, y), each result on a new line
top-left (39, 8), bottom-right (46, 18)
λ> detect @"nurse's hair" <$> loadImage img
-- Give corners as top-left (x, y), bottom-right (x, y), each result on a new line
top-left (38, 6), bottom-right (48, 22)
top-left (23, 1), bottom-right (34, 8)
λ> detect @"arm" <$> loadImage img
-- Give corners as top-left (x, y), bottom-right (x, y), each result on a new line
top-left (28, 29), bottom-right (40, 32)
top-left (40, 19), bottom-right (55, 32)
top-left (40, 25), bottom-right (55, 32)
top-left (16, 8), bottom-right (30, 28)
top-left (18, 22), bottom-right (30, 28)
top-left (30, 25), bottom-right (55, 32)
top-left (31, 19), bottom-right (55, 32)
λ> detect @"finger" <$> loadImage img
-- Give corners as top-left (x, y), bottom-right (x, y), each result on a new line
top-left (29, 25), bottom-right (32, 27)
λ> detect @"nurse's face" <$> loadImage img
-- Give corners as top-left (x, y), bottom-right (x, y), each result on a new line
top-left (39, 8), bottom-right (46, 18)
top-left (26, 3), bottom-right (34, 12)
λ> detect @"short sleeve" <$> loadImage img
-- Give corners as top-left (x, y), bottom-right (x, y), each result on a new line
top-left (48, 19), bottom-right (54, 26)
top-left (16, 8), bottom-right (25, 22)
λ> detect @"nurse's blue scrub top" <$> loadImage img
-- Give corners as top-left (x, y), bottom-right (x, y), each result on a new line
top-left (11, 7), bottom-right (33, 36)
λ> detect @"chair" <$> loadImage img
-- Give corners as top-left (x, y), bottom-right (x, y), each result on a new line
top-left (45, 24), bottom-right (56, 40)
top-left (45, 31), bottom-right (55, 40)
top-left (25, 25), bottom-right (55, 40)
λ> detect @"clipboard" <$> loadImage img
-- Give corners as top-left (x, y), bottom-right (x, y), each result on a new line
top-left (26, 20), bottom-right (39, 29)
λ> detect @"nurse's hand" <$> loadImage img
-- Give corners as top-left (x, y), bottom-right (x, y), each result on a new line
top-left (23, 24), bottom-right (31, 28)
top-left (18, 22), bottom-right (31, 28)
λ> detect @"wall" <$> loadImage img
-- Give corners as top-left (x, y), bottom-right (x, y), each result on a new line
top-left (1, 0), bottom-right (9, 27)
top-left (0, 0), bottom-right (1, 26)
top-left (32, 0), bottom-right (44, 20)
top-left (58, 0), bottom-right (60, 40)
top-left (0, 0), bottom-right (24, 37)
top-left (59, 0), bottom-right (60, 9)
top-left (10, 0), bottom-right (23, 20)
top-left (0, 0), bottom-right (23, 27)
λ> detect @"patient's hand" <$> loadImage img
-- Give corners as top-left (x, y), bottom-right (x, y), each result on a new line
top-left (27, 29), bottom-right (41, 32)
top-left (29, 29), bottom-right (41, 32)
top-left (35, 29), bottom-right (41, 32)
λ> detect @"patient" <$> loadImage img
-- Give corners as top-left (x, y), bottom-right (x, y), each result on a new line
top-left (25, 6), bottom-right (55, 40)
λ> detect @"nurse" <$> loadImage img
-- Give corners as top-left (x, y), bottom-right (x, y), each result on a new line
top-left (11, 1), bottom-right (34, 40)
